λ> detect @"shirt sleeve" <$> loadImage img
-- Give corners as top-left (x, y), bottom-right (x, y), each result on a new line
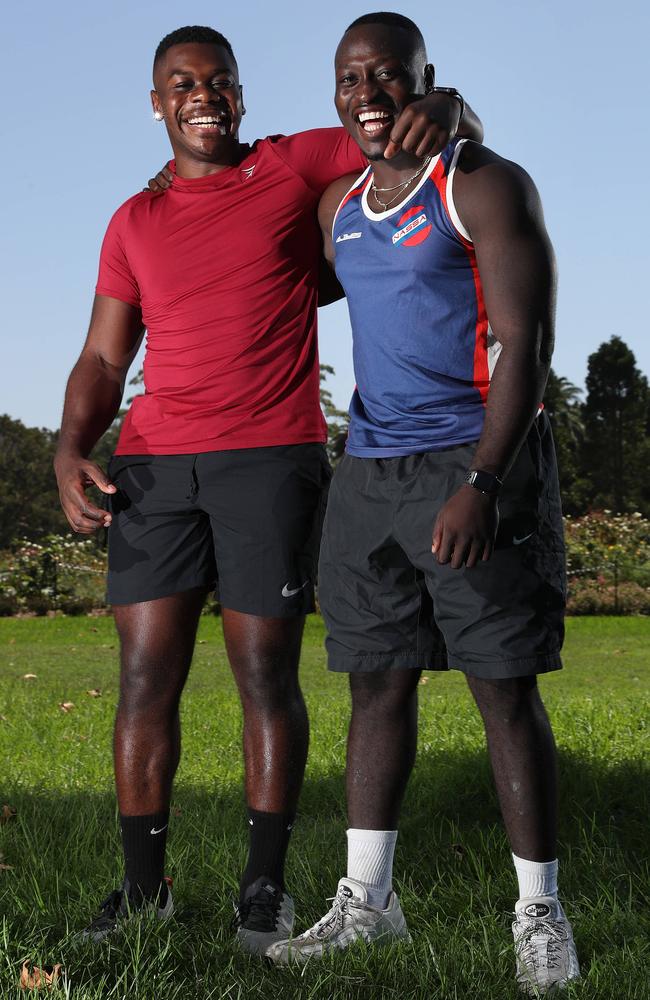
top-left (95, 201), bottom-right (141, 308)
top-left (271, 128), bottom-right (367, 195)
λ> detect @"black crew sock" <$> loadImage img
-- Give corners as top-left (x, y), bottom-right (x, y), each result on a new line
top-left (239, 807), bottom-right (295, 903)
top-left (120, 811), bottom-right (169, 905)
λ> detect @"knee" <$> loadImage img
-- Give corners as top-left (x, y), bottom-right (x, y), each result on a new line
top-left (350, 671), bottom-right (419, 718)
top-left (237, 657), bottom-right (302, 713)
top-left (118, 649), bottom-right (177, 718)
top-left (468, 675), bottom-right (541, 726)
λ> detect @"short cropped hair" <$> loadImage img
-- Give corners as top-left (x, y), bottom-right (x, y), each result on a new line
top-left (154, 26), bottom-right (235, 68)
top-left (346, 11), bottom-right (425, 49)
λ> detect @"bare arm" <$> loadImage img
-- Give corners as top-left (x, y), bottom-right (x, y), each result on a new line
top-left (432, 142), bottom-right (556, 569)
top-left (54, 295), bottom-right (144, 533)
top-left (317, 250), bottom-right (345, 306)
top-left (458, 101), bottom-right (484, 143)
top-left (147, 98), bottom-right (485, 194)
top-left (384, 94), bottom-right (484, 160)
top-left (318, 173), bottom-right (360, 270)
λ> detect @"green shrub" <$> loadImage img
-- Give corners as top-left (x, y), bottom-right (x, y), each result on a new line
top-left (567, 578), bottom-right (650, 615)
top-left (564, 510), bottom-right (650, 584)
top-left (0, 536), bottom-right (107, 615)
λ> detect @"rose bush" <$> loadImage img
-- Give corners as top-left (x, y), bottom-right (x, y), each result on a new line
top-left (565, 511), bottom-right (650, 614)
top-left (2, 513), bottom-right (649, 615)
top-left (0, 536), bottom-right (106, 615)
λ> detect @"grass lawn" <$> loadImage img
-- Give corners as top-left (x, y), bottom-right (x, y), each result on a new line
top-left (0, 615), bottom-right (648, 999)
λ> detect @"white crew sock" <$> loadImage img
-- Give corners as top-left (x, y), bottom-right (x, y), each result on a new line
top-left (346, 828), bottom-right (398, 909)
top-left (513, 853), bottom-right (559, 901)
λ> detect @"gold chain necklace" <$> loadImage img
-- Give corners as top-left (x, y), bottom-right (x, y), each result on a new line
top-left (370, 157), bottom-right (431, 211)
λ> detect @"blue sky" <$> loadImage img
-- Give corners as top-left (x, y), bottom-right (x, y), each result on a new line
top-left (2, 0), bottom-right (648, 429)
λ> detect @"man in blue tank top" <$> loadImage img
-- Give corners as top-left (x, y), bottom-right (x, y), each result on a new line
top-left (268, 13), bottom-right (580, 994)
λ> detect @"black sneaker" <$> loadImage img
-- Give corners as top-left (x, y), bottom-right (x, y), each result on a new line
top-left (79, 878), bottom-right (174, 942)
top-left (233, 876), bottom-right (295, 956)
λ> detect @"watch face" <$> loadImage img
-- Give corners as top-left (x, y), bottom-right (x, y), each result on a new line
top-left (466, 470), bottom-right (501, 495)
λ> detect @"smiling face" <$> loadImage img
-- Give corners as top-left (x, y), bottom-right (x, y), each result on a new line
top-left (334, 24), bottom-right (430, 161)
top-left (151, 42), bottom-right (244, 174)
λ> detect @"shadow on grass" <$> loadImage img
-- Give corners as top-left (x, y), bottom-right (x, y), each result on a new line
top-left (1, 751), bottom-right (648, 998)
top-left (2, 745), bottom-right (648, 910)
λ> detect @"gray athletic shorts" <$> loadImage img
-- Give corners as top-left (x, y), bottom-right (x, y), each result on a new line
top-left (319, 412), bottom-right (565, 679)
top-left (106, 444), bottom-right (331, 615)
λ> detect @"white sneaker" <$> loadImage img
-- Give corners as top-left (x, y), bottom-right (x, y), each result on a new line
top-left (512, 896), bottom-right (580, 995)
top-left (266, 877), bottom-right (410, 964)
top-left (234, 876), bottom-right (295, 956)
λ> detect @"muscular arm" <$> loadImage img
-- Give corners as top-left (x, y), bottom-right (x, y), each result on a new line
top-left (432, 143), bottom-right (556, 568)
top-left (384, 95), bottom-right (483, 159)
top-left (458, 101), bottom-right (484, 143)
top-left (317, 250), bottom-right (345, 306)
top-left (318, 173), bottom-right (360, 270)
top-left (54, 295), bottom-right (144, 533)
top-left (148, 97), bottom-right (484, 193)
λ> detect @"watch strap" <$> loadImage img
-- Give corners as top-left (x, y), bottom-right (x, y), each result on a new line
top-left (431, 87), bottom-right (465, 125)
top-left (465, 469), bottom-right (503, 496)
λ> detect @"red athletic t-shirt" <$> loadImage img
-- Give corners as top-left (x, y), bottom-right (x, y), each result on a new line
top-left (96, 128), bottom-right (365, 455)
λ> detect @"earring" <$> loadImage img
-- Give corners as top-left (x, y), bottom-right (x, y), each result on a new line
top-left (153, 110), bottom-right (164, 121)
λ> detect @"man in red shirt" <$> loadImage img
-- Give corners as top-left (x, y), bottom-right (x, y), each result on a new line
top-left (54, 24), bottom-right (481, 951)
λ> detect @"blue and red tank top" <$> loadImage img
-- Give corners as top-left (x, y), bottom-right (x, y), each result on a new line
top-left (332, 137), bottom-right (501, 457)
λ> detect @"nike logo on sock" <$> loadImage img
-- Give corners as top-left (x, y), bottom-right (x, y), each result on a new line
top-left (150, 824), bottom-right (168, 835)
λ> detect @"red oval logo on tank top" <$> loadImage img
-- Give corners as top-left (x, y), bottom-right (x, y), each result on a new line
top-left (391, 205), bottom-right (432, 248)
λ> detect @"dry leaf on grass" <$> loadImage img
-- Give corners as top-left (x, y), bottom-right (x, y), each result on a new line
top-left (0, 863), bottom-right (14, 871)
top-left (419, 676), bottom-right (429, 685)
top-left (1, 804), bottom-right (17, 825)
top-left (0, 714), bottom-right (7, 723)
top-left (86, 689), bottom-right (102, 698)
top-left (20, 962), bottom-right (62, 991)
top-left (22, 674), bottom-right (37, 681)
top-left (58, 702), bottom-right (75, 713)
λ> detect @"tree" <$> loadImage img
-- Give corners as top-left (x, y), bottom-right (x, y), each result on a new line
top-left (0, 415), bottom-right (68, 549)
top-left (319, 364), bottom-right (349, 463)
top-left (543, 368), bottom-right (588, 515)
top-left (581, 336), bottom-right (650, 515)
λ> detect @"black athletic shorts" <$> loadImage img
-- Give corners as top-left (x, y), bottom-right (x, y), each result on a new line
top-left (106, 444), bottom-right (331, 615)
top-left (319, 412), bottom-right (566, 679)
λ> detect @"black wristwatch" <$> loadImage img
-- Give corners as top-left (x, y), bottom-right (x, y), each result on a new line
top-left (465, 469), bottom-right (503, 496)
top-left (432, 87), bottom-right (465, 124)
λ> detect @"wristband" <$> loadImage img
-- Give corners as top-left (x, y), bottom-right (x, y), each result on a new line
top-left (431, 87), bottom-right (465, 126)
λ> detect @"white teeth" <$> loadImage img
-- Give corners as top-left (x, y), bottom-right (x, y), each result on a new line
top-left (358, 110), bottom-right (391, 123)
top-left (187, 116), bottom-right (226, 125)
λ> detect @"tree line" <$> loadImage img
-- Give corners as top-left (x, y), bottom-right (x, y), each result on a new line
top-left (1, 338), bottom-right (649, 551)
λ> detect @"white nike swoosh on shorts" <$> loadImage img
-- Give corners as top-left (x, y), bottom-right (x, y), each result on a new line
top-left (281, 581), bottom-right (309, 598)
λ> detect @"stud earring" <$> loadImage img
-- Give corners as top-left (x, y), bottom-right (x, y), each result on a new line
top-left (153, 110), bottom-right (164, 121)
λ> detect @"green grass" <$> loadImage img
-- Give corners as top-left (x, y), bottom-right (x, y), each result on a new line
top-left (0, 616), bottom-right (648, 999)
